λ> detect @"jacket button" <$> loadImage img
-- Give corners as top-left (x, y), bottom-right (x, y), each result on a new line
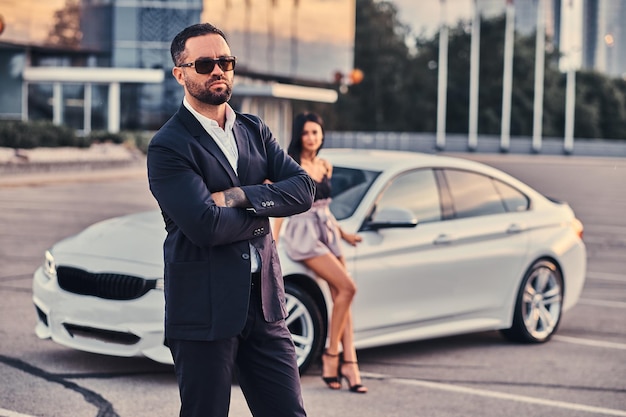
top-left (242, 253), bottom-right (250, 260)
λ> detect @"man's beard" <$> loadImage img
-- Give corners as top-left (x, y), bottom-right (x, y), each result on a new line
top-left (186, 76), bottom-right (233, 105)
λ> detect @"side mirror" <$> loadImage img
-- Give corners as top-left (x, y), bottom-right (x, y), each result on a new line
top-left (363, 207), bottom-right (418, 231)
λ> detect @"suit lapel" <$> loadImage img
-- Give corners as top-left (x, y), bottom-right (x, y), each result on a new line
top-left (233, 120), bottom-right (251, 184)
top-left (178, 105), bottom-right (239, 185)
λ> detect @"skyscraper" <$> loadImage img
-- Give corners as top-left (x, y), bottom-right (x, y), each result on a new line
top-left (581, 0), bottom-right (626, 77)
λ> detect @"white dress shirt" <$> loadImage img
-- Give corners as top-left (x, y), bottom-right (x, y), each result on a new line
top-left (183, 98), bottom-right (260, 272)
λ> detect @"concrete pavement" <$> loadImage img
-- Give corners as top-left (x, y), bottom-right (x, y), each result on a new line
top-left (0, 144), bottom-right (147, 187)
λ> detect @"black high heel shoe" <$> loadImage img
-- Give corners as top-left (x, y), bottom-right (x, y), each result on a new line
top-left (321, 350), bottom-right (342, 390)
top-left (340, 360), bottom-right (368, 394)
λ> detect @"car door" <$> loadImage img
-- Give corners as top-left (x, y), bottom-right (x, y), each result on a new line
top-left (351, 168), bottom-right (531, 335)
top-left (351, 168), bottom-right (450, 333)
top-left (435, 168), bottom-right (531, 317)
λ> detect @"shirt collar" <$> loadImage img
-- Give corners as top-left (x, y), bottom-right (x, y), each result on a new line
top-left (182, 97), bottom-right (236, 132)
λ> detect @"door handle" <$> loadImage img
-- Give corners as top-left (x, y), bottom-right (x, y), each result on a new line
top-left (506, 223), bottom-right (525, 234)
top-left (433, 234), bottom-right (453, 245)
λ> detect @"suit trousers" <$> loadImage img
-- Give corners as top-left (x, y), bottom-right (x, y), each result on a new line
top-left (168, 277), bottom-right (307, 417)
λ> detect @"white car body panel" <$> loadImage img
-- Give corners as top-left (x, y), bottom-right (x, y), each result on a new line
top-left (32, 149), bottom-right (586, 365)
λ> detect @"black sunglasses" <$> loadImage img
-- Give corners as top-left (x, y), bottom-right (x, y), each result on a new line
top-left (177, 56), bottom-right (236, 74)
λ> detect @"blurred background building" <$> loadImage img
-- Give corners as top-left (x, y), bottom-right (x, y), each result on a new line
top-left (581, 0), bottom-right (626, 76)
top-left (0, 0), bottom-right (624, 140)
top-left (0, 0), bottom-right (345, 142)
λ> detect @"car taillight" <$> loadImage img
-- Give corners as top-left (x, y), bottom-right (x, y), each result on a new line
top-left (572, 218), bottom-right (584, 240)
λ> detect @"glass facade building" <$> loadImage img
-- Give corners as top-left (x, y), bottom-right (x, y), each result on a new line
top-left (0, 0), bottom-right (340, 141)
top-left (81, 0), bottom-right (203, 129)
top-left (582, 0), bottom-right (626, 77)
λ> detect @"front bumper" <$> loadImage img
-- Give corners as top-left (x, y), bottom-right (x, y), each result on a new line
top-left (32, 266), bottom-right (173, 365)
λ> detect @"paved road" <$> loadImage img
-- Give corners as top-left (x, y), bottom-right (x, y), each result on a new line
top-left (0, 154), bottom-right (624, 417)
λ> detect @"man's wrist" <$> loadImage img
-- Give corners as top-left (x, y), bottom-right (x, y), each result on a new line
top-left (223, 187), bottom-right (250, 208)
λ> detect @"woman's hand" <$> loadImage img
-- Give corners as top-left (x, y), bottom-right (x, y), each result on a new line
top-left (340, 230), bottom-right (362, 247)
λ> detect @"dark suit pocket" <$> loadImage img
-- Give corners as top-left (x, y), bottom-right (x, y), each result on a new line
top-left (269, 245), bottom-right (288, 318)
top-left (165, 261), bottom-right (212, 327)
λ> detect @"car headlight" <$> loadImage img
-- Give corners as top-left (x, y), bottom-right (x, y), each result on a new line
top-left (43, 250), bottom-right (57, 281)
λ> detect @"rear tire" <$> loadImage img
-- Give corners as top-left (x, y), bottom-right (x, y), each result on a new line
top-left (284, 282), bottom-right (325, 374)
top-left (501, 259), bottom-right (563, 343)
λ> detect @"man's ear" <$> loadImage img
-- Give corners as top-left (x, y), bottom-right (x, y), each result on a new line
top-left (172, 67), bottom-right (185, 86)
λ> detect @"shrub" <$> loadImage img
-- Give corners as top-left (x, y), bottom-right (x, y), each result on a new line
top-left (0, 120), bottom-right (153, 153)
top-left (122, 131), bottom-right (154, 154)
top-left (0, 120), bottom-right (86, 148)
top-left (85, 130), bottom-right (125, 144)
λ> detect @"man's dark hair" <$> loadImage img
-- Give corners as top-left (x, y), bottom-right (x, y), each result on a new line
top-left (288, 112), bottom-right (325, 164)
top-left (170, 23), bottom-right (228, 65)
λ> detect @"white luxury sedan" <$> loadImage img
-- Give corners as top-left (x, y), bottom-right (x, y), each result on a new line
top-left (32, 149), bottom-right (587, 372)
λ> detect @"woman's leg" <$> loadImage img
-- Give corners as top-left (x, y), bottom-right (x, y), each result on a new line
top-left (339, 310), bottom-right (368, 393)
top-left (333, 256), bottom-right (367, 393)
top-left (302, 253), bottom-right (356, 387)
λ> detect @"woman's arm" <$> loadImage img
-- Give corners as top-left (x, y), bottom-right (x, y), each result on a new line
top-left (338, 226), bottom-right (362, 247)
top-left (272, 217), bottom-right (285, 242)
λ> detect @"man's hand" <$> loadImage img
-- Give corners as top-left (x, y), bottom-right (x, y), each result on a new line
top-left (212, 187), bottom-right (251, 208)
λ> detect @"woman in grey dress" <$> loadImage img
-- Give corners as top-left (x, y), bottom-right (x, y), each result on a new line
top-left (273, 112), bottom-right (367, 394)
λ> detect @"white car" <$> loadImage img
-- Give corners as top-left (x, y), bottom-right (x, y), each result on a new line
top-left (33, 149), bottom-right (587, 372)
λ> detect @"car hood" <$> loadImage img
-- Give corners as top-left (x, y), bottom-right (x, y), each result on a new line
top-left (51, 210), bottom-right (165, 270)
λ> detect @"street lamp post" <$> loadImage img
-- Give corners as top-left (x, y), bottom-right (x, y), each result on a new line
top-left (436, 0), bottom-right (449, 150)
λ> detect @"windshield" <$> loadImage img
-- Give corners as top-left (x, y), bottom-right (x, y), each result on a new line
top-left (330, 166), bottom-right (380, 220)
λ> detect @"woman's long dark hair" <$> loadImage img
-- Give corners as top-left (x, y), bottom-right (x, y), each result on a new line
top-left (287, 112), bottom-right (325, 165)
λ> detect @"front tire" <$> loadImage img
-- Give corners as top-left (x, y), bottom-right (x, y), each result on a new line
top-left (284, 282), bottom-right (325, 374)
top-left (501, 259), bottom-right (563, 343)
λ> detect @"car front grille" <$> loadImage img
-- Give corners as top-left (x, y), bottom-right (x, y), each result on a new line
top-left (64, 323), bottom-right (141, 345)
top-left (57, 266), bottom-right (157, 300)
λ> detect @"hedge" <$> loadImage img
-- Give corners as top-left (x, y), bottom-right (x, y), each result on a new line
top-left (0, 120), bottom-right (153, 154)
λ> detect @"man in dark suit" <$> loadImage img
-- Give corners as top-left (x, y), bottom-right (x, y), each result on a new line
top-left (147, 23), bottom-right (314, 417)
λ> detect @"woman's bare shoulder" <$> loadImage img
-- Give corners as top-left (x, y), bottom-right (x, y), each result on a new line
top-left (318, 158), bottom-right (333, 176)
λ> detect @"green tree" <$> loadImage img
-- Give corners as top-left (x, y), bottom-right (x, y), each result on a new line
top-left (335, 0), bottom-right (412, 131)
top-left (337, 1), bottom-right (626, 140)
top-left (47, 0), bottom-right (82, 48)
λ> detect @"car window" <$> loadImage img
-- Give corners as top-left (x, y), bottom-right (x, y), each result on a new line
top-left (330, 167), bottom-right (379, 220)
top-left (375, 169), bottom-right (441, 223)
top-left (493, 179), bottom-right (530, 212)
top-left (444, 169), bottom-right (512, 218)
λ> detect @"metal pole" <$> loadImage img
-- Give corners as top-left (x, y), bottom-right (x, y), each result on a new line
top-left (468, 0), bottom-right (481, 151)
top-left (21, 81), bottom-right (29, 121)
top-left (53, 82), bottom-right (62, 126)
top-left (532, 0), bottom-right (546, 153)
top-left (108, 82), bottom-right (120, 133)
top-left (562, 0), bottom-right (579, 154)
top-left (84, 83), bottom-right (92, 135)
top-left (500, 0), bottom-right (515, 152)
top-left (564, 68), bottom-right (576, 154)
top-left (436, 0), bottom-right (448, 150)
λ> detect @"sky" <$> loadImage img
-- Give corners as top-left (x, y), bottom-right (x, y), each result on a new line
top-left (0, 0), bottom-right (465, 46)
top-left (394, 0), bottom-right (473, 37)
top-left (202, 0), bottom-right (354, 45)
top-left (0, 0), bottom-right (582, 69)
top-left (0, 0), bottom-right (66, 43)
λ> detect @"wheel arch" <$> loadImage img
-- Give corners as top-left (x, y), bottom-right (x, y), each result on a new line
top-left (501, 255), bottom-right (565, 343)
top-left (528, 255), bottom-right (565, 293)
top-left (508, 254), bottom-right (565, 320)
top-left (284, 273), bottom-right (329, 342)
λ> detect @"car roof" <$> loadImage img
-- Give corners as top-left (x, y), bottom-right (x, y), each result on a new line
top-left (319, 148), bottom-right (540, 198)
top-left (320, 148), bottom-right (490, 173)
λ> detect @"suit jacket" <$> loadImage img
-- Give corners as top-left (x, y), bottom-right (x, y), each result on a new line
top-left (147, 105), bottom-right (315, 342)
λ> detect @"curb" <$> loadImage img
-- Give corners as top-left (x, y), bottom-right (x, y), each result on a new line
top-left (0, 160), bottom-right (147, 188)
